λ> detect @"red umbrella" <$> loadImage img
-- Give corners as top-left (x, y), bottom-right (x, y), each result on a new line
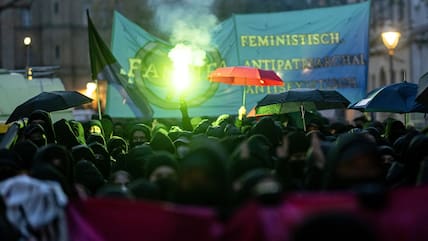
top-left (208, 66), bottom-right (283, 86)
top-left (208, 66), bottom-right (283, 107)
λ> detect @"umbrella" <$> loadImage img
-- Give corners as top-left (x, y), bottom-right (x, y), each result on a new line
top-left (349, 81), bottom-right (428, 126)
top-left (208, 66), bottom-right (283, 107)
top-left (6, 91), bottom-right (93, 123)
top-left (416, 72), bottom-right (428, 106)
top-left (251, 89), bottom-right (350, 131)
top-left (349, 82), bottom-right (428, 113)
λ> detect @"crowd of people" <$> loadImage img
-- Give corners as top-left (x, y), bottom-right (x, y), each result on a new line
top-left (1, 106), bottom-right (428, 240)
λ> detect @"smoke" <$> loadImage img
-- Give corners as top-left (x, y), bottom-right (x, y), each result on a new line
top-left (148, 0), bottom-right (218, 50)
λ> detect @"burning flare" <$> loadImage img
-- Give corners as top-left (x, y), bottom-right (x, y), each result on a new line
top-left (168, 43), bottom-right (206, 96)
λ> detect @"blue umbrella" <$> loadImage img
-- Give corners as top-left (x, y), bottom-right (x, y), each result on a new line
top-left (349, 82), bottom-right (428, 113)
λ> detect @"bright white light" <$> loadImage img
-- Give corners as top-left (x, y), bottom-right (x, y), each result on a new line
top-left (381, 31), bottom-right (401, 55)
top-left (86, 82), bottom-right (97, 97)
top-left (168, 44), bottom-right (206, 95)
top-left (24, 37), bottom-right (32, 46)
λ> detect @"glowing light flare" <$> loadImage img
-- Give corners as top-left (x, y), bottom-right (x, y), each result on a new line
top-left (168, 43), bottom-right (206, 96)
top-left (86, 82), bottom-right (97, 98)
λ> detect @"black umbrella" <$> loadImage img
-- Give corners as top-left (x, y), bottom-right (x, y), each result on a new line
top-left (416, 72), bottom-right (428, 106)
top-left (252, 89), bottom-right (350, 131)
top-left (6, 91), bottom-right (93, 123)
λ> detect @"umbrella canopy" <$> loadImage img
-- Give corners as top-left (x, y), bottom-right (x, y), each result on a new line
top-left (7, 91), bottom-right (93, 123)
top-left (251, 89), bottom-right (350, 131)
top-left (208, 66), bottom-right (283, 86)
top-left (253, 89), bottom-right (350, 115)
top-left (416, 72), bottom-right (428, 106)
top-left (349, 82), bottom-right (428, 113)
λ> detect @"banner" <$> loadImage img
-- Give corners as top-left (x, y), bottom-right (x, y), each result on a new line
top-left (67, 186), bottom-right (428, 241)
top-left (110, 2), bottom-right (370, 118)
top-left (67, 199), bottom-right (221, 241)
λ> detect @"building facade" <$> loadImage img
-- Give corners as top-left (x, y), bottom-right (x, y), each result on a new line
top-left (0, 0), bottom-right (156, 91)
top-left (368, 0), bottom-right (428, 126)
top-left (0, 0), bottom-right (92, 90)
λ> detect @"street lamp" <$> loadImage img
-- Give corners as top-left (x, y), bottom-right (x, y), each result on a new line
top-left (381, 29), bottom-right (401, 83)
top-left (23, 36), bottom-right (32, 80)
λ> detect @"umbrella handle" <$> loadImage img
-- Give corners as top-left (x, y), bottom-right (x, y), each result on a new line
top-left (300, 104), bottom-right (306, 132)
top-left (242, 86), bottom-right (246, 107)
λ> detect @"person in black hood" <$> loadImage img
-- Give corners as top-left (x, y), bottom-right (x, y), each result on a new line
top-left (378, 145), bottom-right (396, 176)
top-left (32, 144), bottom-right (74, 177)
top-left (86, 119), bottom-right (105, 141)
top-left (249, 117), bottom-right (282, 150)
top-left (229, 134), bottom-right (271, 183)
top-left (31, 161), bottom-right (71, 197)
top-left (176, 137), bottom-right (230, 209)
top-left (121, 144), bottom-right (154, 178)
top-left (144, 151), bottom-right (178, 183)
top-left (384, 118), bottom-right (406, 146)
top-left (107, 136), bottom-right (128, 168)
top-left (193, 119), bottom-right (210, 135)
top-left (71, 144), bottom-right (96, 165)
top-left (323, 133), bottom-right (384, 191)
top-left (32, 144), bottom-right (75, 196)
top-left (53, 119), bottom-right (80, 150)
top-left (275, 131), bottom-right (310, 191)
top-left (68, 120), bottom-right (86, 145)
top-left (150, 131), bottom-right (176, 155)
top-left (86, 133), bottom-right (106, 147)
top-left (88, 142), bottom-right (111, 180)
top-left (11, 140), bottom-right (38, 172)
top-left (112, 121), bottom-right (125, 138)
top-left (128, 178), bottom-right (160, 201)
top-left (401, 134), bottom-right (428, 186)
top-left (74, 159), bottom-right (105, 196)
top-left (28, 109), bottom-right (56, 144)
top-left (128, 123), bottom-right (151, 149)
top-left (144, 151), bottom-right (178, 202)
top-left (205, 126), bottom-right (225, 139)
top-left (385, 130), bottom-right (420, 188)
top-left (0, 149), bottom-right (21, 181)
top-left (22, 123), bottom-right (47, 148)
top-left (233, 168), bottom-right (283, 206)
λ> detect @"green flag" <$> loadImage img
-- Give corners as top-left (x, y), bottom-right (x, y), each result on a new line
top-left (87, 11), bottom-right (153, 118)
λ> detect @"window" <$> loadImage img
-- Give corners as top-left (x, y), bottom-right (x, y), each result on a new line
top-left (389, 0), bottom-right (394, 21)
top-left (398, 0), bottom-right (404, 21)
top-left (21, 9), bottom-right (32, 27)
top-left (377, 1), bottom-right (385, 26)
top-left (380, 67), bottom-right (386, 86)
top-left (371, 74), bottom-right (376, 90)
top-left (54, 2), bottom-right (59, 15)
top-left (55, 45), bottom-right (60, 59)
top-left (400, 69), bottom-right (406, 82)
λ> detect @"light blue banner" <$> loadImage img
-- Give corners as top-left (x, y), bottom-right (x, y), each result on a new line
top-left (109, 1), bottom-right (370, 118)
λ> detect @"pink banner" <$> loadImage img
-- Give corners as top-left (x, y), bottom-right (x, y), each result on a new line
top-left (67, 198), bottom-right (222, 241)
top-left (68, 186), bottom-right (428, 241)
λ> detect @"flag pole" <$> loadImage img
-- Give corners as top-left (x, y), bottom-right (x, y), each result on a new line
top-left (95, 78), bottom-right (102, 120)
